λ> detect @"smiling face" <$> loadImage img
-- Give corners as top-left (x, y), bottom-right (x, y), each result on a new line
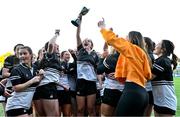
top-left (82, 38), bottom-right (93, 50)
top-left (61, 51), bottom-right (70, 62)
top-left (19, 47), bottom-right (33, 66)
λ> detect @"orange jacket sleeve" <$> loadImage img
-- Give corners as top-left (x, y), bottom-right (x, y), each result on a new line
top-left (100, 29), bottom-right (134, 58)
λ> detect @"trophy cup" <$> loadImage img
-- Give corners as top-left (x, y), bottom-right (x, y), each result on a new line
top-left (71, 7), bottom-right (89, 27)
top-left (55, 29), bottom-right (60, 35)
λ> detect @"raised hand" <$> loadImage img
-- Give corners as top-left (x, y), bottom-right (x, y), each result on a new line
top-left (98, 17), bottom-right (106, 29)
top-left (55, 29), bottom-right (60, 36)
top-left (38, 69), bottom-right (45, 76)
top-left (68, 49), bottom-right (75, 54)
top-left (32, 76), bottom-right (43, 84)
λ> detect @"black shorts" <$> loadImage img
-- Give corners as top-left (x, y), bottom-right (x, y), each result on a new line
top-left (102, 88), bottom-right (122, 107)
top-left (70, 90), bottom-right (76, 98)
top-left (57, 90), bottom-right (71, 106)
top-left (96, 90), bottom-right (102, 105)
top-left (154, 104), bottom-right (176, 115)
top-left (147, 91), bottom-right (154, 105)
top-left (76, 79), bottom-right (97, 96)
top-left (6, 107), bottom-right (32, 117)
top-left (33, 83), bottom-right (58, 100)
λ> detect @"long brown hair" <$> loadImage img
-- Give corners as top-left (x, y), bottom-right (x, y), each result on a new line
top-left (128, 31), bottom-right (152, 67)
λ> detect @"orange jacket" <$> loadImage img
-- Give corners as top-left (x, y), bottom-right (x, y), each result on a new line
top-left (100, 29), bottom-right (152, 88)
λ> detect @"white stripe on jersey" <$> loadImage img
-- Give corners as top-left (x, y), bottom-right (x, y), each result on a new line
top-left (152, 81), bottom-right (174, 86)
top-left (9, 76), bottom-right (21, 80)
top-left (103, 58), bottom-right (110, 69)
top-left (153, 63), bottom-right (164, 72)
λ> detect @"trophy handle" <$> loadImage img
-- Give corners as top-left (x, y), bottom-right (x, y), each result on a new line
top-left (55, 29), bottom-right (60, 35)
top-left (71, 18), bottom-right (81, 27)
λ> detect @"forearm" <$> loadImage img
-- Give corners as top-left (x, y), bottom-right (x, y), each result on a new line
top-left (48, 34), bottom-right (58, 53)
top-left (0, 83), bottom-right (5, 95)
top-left (97, 75), bottom-right (103, 88)
top-left (49, 34), bottom-right (58, 44)
top-left (71, 53), bottom-right (77, 61)
top-left (100, 29), bottom-right (131, 57)
top-left (103, 42), bottom-right (108, 51)
top-left (12, 76), bottom-right (42, 92)
top-left (13, 80), bottom-right (33, 92)
top-left (76, 16), bottom-right (82, 47)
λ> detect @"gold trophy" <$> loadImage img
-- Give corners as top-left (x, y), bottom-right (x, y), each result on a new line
top-left (71, 7), bottom-right (89, 27)
top-left (55, 29), bottom-right (60, 35)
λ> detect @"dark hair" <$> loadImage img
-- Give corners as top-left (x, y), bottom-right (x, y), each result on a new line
top-left (161, 40), bottom-right (178, 70)
top-left (60, 50), bottom-right (68, 59)
top-left (19, 46), bottom-right (33, 60)
top-left (44, 42), bottom-right (49, 51)
top-left (144, 37), bottom-right (154, 52)
top-left (37, 49), bottom-right (43, 60)
top-left (128, 31), bottom-right (152, 67)
top-left (14, 44), bottom-right (24, 51)
top-left (90, 41), bottom-right (94, 49)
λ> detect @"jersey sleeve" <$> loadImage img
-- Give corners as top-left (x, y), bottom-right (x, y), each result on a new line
top-left (152, 59), bottom-right (165, 76)
top-left (9, 68), bottom-right (22, 86)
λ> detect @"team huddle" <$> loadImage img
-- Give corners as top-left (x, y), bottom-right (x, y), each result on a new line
top-left (0, 15), bottom-right (178, 117)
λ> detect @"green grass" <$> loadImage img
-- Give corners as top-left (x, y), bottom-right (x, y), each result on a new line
top-left (175, 77), bottom-right (180, 116)
top-left (0, 78), bottom-right (180, 117)
top-left (0, 102), bottom-right (5, 117)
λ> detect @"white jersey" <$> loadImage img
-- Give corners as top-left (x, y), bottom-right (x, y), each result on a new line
top-left (152, 80), bottom-right (177, 111)
top-left (152, 56), bottom-right (177, 111)
top-left (77, 61), bottom-right (97, 81)
top-left (145, 81), bottom-right (152, 91)
top-left (68, 75), bottom-right (76, 91)
top-left (5, 78), bottom-right (12, 88)
top-left (6, 87), bottom-right (36, 111)
top-left (104, 76), bottom-right (124, 91)
top-left (38, 67), bottom-right (60, 86)
top-left (57, 74), bottom-right (70, 90)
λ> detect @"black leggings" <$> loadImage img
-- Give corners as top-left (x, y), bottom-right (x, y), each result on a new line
top-left (115, 82), bottom-right (148, 116)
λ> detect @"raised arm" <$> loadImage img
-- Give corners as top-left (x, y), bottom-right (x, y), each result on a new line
top-left (76, 14), bottom-right (83, 48)
top-left (98, 18), bottom-right (132, 58)
top-left (47, 29), bottom-right (60, 54)
top-left (103, 42), bottom-right (108, 51)
top-left (68, 49), bottom-right (77, 61)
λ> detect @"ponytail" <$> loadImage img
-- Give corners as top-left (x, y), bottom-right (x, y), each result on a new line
top-left (172, 53), bottom-right (178, 70)
top-left (161, 40), bottom-right (178, 70)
